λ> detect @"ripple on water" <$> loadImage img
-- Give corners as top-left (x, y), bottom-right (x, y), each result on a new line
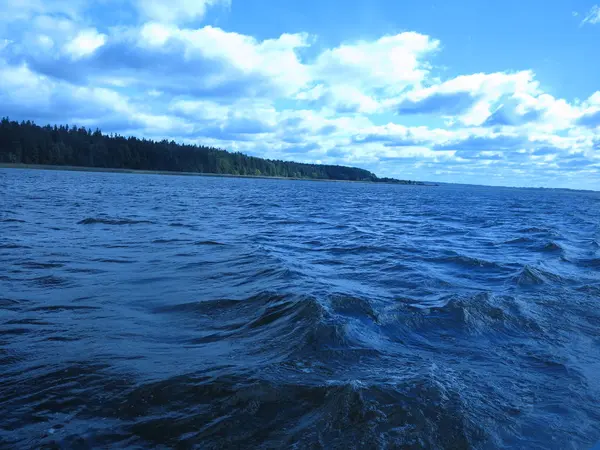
top-left (540, 241), bottom-right (563, 252)
top-left (513, 265), bottom-right (565, 287)
top-left (78, 218), bottom-right (155, 225)
top-left (30, 275), bottom-right (71, 288)
top-left (0, 243), bottom-right (32, 249)
top-left (1, 170), bottom-right (599, 449)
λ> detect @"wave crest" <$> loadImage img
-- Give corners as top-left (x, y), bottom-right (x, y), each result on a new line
top-left (78, 218), bottom-right (154, 225)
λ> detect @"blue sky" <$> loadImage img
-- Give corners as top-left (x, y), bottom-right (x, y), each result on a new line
top-left (1, 0), bottom-right (599, 189)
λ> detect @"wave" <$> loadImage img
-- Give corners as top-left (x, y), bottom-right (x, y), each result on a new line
top-left (519, 227), bottom-right (550, 233)
top-left (388, 292), bottom-right (544, 338)
top-left (31, 275), bottom-right (71, 288)
top-left (0, 297), bottom-right (22, 310)
top-left (513, 265), bottom-right (564, 286)
top-left (273, 219), bottom-right (314, 226)
top-left (18, 261), bottom-right (65, 269)
top-left (1, 367), bottom-right (484, 449)
top-left (29, 304), bottom-right (100, 312)
top-left (541, 241), bottom-right (563, 252)
top-left (504, 237), bottom-right (535, 244)
top-left (0, 218), bottom-right (26, 223)
top-left (429, 253), bottom-right (503, 269)
top-left (329, 294), bottom-right (378, 322)
top-left (5, 318), bottom-right (52, 326)
top-left (169, 222), bottom-right (194, 228)
top-left (194, 240), bottom-right (226, 246)
top-left (78, 218), bottom-right (154, 225)
top-left (65, 267), bottom-right (106, 274)
top-left (152, 238), bottom-right (188, 244)
top-left (326, 245), bottom-right (389, 255)
top-left (576, 284), bottom-right (600, 295)
top-left (152, 292), bottom-right (379, 359)
top-left (93, 258), bottom-right (135, 264)
top-left (577, 257), bottom-right (600, 268)
top-left (502, 238), bottom-right (564, 254)
top-left (0, 243), bottom-right (32, 249)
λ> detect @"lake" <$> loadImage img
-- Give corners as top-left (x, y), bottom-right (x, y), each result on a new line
top-left (1, 168), bottom-right (600, 449)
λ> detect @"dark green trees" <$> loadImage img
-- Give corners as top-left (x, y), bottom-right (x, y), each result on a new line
top-left (0, 118), bottom-right (419, 184)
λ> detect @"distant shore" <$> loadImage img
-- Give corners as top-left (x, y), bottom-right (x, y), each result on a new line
top-left (0, 163), bottom-right (431, 185)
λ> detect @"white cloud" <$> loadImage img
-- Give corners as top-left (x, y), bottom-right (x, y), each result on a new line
top-left (0, 59), bottom-right (195, 137)
top-left (313, 32), bottom-right (439, 92)
top-left (0, 61), bottom-right (125, 120)
top-left (386, 70), bottom-right (585, 133)
top-left (132, 24), bottom-right (311, 96)
top-left (296, 84), bottom-right (380, 113)
top-left (1, 0), bottom-right (86, 25)
top-left (64, 29), bottom-right (107, 59)
top-left (390, 71), bottom-right (538, 124)
top-left (297, 32), bottom-right (439, 112)
top-left (581, 5), bottom-right (600, 25)
top-left (0, 62), bottom-right (53, 107)
top-left (135, 0), bottom-right (230, 24)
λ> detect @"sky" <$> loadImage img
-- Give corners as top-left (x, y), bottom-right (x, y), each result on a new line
top-left (1, 0), bottom-right (599, 189)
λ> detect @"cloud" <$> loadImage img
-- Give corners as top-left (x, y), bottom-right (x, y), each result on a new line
top-left (581, 5), bottom-right (600, 25)
top-left (222, 117), bottom-right (274, 134)
top-left (297, 32), bottom-right (439, 113)
top-left (281, 136), bottom-right (305, 144)
top-left (434, 134), bottom-right (527, 152)
top-left (0, 62), bottom-right (124, 120)
top-left (350, 123), bottom-right (454, 148)
top-left (5, 22), bottom-right (311, 99)
top-left (282, 143), bottom-right (320, 154)
top-left (396, 91), bottom-right (479, 115)
top-left (454, 151), bottom-right (505, 161)
top-left (0, 59), bottom-right (200, 136)
top-left (1, 0), bottom-right (85, 22)
top-left (559, 157), bottom-right (594, 169)
top-left (318, 125), bottom-right (337, 135)
top-left (296, 84), bottom-right (380, 114)
top-left (384, 71), bottom-right (547, 127)
top-left (191, 127), bottom-right (257, 142)
top-left (63, 29), bottom-right (107, 59)
top-left (312, 32), bottom-right (439, 93)
top-left (576, 92), bottom-right (600, 128)
top-left (577, 110), bottom-right (600, 128)
top-left (531, 146), bottom-right (559, 156)
top-left (326, 147), bottom-right (347, 158)
top-left (482, 103), bottom-right (542, 127)
top-left (352, 133), bottom-right (422, 147)
top-left (135, 0), bottom-right (230, 24)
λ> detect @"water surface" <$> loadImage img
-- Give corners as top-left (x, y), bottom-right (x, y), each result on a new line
top-left (1, 169), bottom-right (600, 449)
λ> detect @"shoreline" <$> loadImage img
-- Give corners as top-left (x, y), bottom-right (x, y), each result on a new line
top-left (0, 163), bottom-right (429, 185)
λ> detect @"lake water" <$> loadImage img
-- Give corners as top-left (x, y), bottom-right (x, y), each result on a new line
top-left (1, 168), bottom-right (600, 449)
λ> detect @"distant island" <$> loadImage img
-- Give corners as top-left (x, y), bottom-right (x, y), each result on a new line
top-left (0, 118), bottom-right (425, 185)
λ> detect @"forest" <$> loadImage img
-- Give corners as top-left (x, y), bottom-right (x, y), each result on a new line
top-left (0, 118), bottom-right (421, 184)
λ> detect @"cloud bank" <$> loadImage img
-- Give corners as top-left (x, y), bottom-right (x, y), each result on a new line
top-left (0, 0), bottom-right (598, 189)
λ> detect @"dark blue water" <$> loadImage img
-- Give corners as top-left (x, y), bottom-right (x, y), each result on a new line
top-left (1, 169), bottom-right (600, 449)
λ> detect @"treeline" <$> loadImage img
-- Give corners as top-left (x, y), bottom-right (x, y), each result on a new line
top-left (0, 118), bottom-right (421, 184)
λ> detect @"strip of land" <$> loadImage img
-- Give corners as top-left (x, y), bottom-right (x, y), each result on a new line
top-left (0, 118), bottom-right (427, 185)
top-left (0, 163), bottom-right (435, 185)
